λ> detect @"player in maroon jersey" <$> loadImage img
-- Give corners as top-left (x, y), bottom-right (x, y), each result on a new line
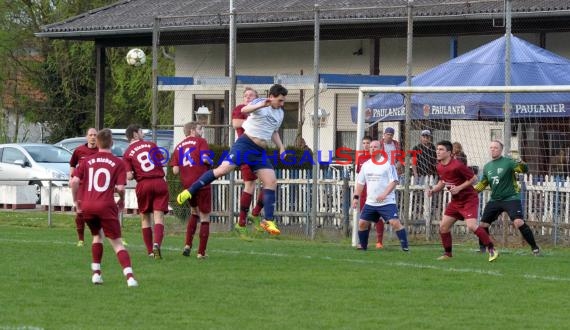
top-left (123, 124), bottom-right (169, 259)
top-left (69, 128), bottom-right (98, 247)
top-left (71, 129), bottom-right (138, 287)
top-left (427, 140), bottom-right (498, 262)
top-left (232, 87), bottom-right (265, 237)
top-left (170, 122), bottom-right (213, 259)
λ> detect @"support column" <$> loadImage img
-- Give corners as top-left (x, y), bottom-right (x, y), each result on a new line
top-left (95, 44), bottom-right (106, 130)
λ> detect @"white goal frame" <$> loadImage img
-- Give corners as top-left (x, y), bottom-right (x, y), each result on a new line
top-left (353, 85), bottom-right (570, 246)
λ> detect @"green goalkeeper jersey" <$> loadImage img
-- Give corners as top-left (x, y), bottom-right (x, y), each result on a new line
top-left (474, 156), bottom-right (528, 201)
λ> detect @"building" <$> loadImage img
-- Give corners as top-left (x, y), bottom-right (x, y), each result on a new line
top-left (36, 0), bottom-right (570, 171)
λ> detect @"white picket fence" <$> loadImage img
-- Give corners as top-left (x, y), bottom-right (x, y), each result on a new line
top-left (2, 170), bottom-right (570, 243)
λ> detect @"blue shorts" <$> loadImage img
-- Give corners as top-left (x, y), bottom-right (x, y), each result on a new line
top-left (360, 203), bottom-right (399, 223)
top-left (226, 135), bottom-right (275, 172)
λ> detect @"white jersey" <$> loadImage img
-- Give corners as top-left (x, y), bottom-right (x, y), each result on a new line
top-left (242, 98), bottom-right (284, 141)
top-left (357, 158), bottom-right (399, 206)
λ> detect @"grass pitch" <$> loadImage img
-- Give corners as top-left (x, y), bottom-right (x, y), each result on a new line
top-left (1, 210), bottom-right (569, 329)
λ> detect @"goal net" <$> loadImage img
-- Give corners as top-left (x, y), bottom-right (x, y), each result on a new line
top-left (353, 85), bottom-right (570, 246)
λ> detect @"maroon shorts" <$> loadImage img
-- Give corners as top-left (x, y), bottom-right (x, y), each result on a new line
top-left (85, 217), bottom-right (122, 240)
top-left (188, 186), bottom-right (212, 214)
top-left (135, 177), bottom-right (169, 214)
top-left (444, 195), bottom-right (479, 220)
top-left (81, 202), bottom-right (121, 239)
top-left (240, 164), bottom-right (258, 182)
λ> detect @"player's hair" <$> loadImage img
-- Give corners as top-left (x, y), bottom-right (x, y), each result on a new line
top-left (243, 87), bottom-right (258, 97)
top-left (269, 84), bottom-right (288, 97)
top-left (183, 122), bottom-right (199, 136)
top-left (362, 135), bottom-right (372, 142)
top-left (436, 140), bottom-right (453, 152)
top-left (491, 140), bottom-right (504, 150)
top-left (86, 127), bottom-right (97, 135)
top-left (126, 124), bottom-right (142, 141)
top-left (452, 141), bottom-right (463, 152)
top-left (97, 128), bottom-right (113, 149)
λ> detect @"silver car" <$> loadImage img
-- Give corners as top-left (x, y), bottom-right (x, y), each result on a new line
top-left (54, 136), bottom-right (130, 158)
top-left (0, 144), bottom-right (72, 198)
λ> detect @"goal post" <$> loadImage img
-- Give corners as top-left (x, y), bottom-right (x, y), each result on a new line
top-left (353, 85), bottom-right (570, 246)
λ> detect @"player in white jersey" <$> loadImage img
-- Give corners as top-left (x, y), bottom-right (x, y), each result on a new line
top-left (177, 84), bottom-right (288, 236)
top-left (352, 140), bottom-right (409, 251)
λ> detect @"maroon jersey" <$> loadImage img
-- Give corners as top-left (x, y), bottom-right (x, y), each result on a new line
top-left (436, 158), bottom-right (477, 201)
top-left (356, 152), bottom-right (371, 174)
top-left (75, 151), bottom-right (126, 213)
top-left (123, 140), bottom-right (165, 181)
top-left (70, 144), bottom-right (98, 176)
top-left (232, 104), bottom-right (249, 137)
top-left (170, 136), bottom-right (210, 187)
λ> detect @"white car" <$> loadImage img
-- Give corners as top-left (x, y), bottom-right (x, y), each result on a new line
top-left (54, 136), bottom-right (130, 158)
top-left (0, 143), bottom-right (72, 200)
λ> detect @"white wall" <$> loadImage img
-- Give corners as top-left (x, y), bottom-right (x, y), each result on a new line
top-left (451, 120), bottom-right (519, 170)
top-left (171, 33), bottom-right (570, 153)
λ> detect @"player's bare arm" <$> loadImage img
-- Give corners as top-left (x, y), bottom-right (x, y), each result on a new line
top-left (449, 175), bottom-right (478, 195)
top-left (70, 176), bottom-right (81, 212)
top-left (116, 184), bottom-right (126, 211)
top-left (377, 180), bottom-right (398, 202)
top-left (428, 180), bottom-right (445, 197)
top-left (172, 166), bottom-right (180, 175)
top-left (127, 171), bottom-right (134, 181)
top-left (241, 99), bottom-right (270, 113)
top-left (232, 118), bottom-right (245, 129)
top-left (271, 131), bottom-right (286, 155)
top-left (352, 183), bottom-right (364, 209)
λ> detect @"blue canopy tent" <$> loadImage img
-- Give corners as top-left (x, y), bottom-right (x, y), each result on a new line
top-left (351, 35), bottom-right (570, 123)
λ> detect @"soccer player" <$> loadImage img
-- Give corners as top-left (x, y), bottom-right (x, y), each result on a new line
top-left (69, 127), bottom-right (98, 247)
top-left (355, 136), bottom-right (385, 249)
top-left (428, 140), bottom-right (498, 262)
top-left (177, 84), bottom-right (288, 236)
top-left (474, 140), bottom-right (540, 255)
top-left (123, 124), bottom-right (169, 259)
top-left (170, 122), bottom-right (212, 259)
top-left (232, 87), bottom-right (264, 238)
top-left (70, 128), bottom-right (138, 287)
top-left (352, 140), bottom-right (409, 251)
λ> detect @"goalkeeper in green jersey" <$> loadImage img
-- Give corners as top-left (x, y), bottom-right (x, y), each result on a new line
top-left (474, 140), bottom-right (540, 255)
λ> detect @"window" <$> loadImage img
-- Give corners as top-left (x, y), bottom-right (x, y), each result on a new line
top-left (1, 147), bottom-right (26, 164)
top-left (490, 129), bottom-right (503, 141)
top-left (281, 102), bottom-right (299, 147)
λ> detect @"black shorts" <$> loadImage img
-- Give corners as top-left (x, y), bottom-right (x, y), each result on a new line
top-left (480, 200), bottom-right (524, 224)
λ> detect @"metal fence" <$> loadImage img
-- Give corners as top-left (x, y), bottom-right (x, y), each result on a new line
top-left (4, 171), bottom-right (570, 246)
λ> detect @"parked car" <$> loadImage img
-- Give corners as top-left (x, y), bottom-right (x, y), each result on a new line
top-left (54, 136), bottom-right (130, 158)
top-left (110, 128), bottom-right (174, 152)
top-left (0, 143), bottom-right (72, 202)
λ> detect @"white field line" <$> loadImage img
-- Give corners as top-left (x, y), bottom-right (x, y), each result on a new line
top-left (2, 237), bottom-right (569, 282)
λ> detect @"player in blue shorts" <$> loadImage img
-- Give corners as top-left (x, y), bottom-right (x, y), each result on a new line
top-left (352, 140), bottom-right (409, 251)
top-left (177, 84), bottom-right (288, 236)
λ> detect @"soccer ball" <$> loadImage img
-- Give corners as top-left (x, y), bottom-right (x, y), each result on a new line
top-left (126, 48), bottom-right (146, 66)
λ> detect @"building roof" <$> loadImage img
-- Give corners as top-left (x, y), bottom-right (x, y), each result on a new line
top-left (37, 0), bottom-right (570, 43)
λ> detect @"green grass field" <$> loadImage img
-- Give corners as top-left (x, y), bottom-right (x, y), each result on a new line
top-left (1, 210), bottom-right (570, 329)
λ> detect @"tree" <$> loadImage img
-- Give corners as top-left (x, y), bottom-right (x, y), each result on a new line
top-left (0, 0), bottom-right (174, 143)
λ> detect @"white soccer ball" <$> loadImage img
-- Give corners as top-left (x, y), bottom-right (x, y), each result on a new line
top-left (126, 48), bottom-right (146, 66)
